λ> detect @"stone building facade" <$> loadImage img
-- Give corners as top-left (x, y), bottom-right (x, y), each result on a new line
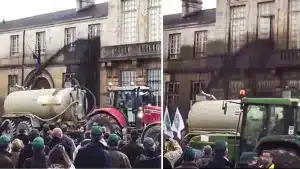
top-left (0, 0), bottom-right (161, 107)
top-left (164, 0), bottom-right (300, 118)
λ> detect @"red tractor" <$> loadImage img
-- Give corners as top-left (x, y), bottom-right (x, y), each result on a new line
top-left (85, 85), bottom-right (161, 143)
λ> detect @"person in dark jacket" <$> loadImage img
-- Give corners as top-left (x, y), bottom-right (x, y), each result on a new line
top-left (237, 152), bottom-right (259, 168)
top-left (39, 124), bottom-right (52, 145)
top-left (61, 124), bottom-right (76, 160)
top-left (23, 137), bottom-right (47, 168)
top-left (176, 147), bottom-right (198, 169)
top-left (16, 128), bottom-right (29, 146)
top-left (121, 130), bottom-right (143, 165)
top-left (133, 137), bottom-right (160, 168)
top-left (74, 125), bottom-right (112, 168)
top-left (73, 131), bottom-right (91, 159)
top-left (17, 128), bottom-right (40, 168)
top-left (0, 135), bottom-right (14, 168)
top-left (196, 145), bottom-right (213, 167)
top-left (107, 134), bottom-right (131, 168)
top-left (205, 140), bottom-right (233, 168)
top-left (47, 127), bottom-right (74, 161)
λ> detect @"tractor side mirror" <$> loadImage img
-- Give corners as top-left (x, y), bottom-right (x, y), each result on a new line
top-left (222, 101), bottom-right (228, 115)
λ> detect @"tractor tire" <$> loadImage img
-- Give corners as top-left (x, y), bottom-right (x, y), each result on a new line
top-left (86, 114), bottom-right (122, 136)
top-left (142, 125), bottom-right (161, 145)
top-left (16, 121), bottom-right (32, 135)
top-left (0, 119), bottom-right (16, 137)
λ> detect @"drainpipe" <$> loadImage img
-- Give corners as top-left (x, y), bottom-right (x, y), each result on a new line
top-left (21, 30), bottom-right (25, 85)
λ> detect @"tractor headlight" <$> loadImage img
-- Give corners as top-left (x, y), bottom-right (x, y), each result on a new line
top-left (137, 107), bottom-right (143, 118)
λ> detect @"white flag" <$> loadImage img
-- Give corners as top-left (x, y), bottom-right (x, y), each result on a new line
top-left (171, 107), bottom-right (185, 139)
top-left (163, 107), bottom-right (173, 138)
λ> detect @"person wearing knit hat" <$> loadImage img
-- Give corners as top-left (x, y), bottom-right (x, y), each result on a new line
top-left (107, 134), bottom-right (120, 147)
top-left (176, 147), bottom-right (198, 169)
top-left (32, 137), bottom-right (45, 150)
top-left (0, 135), bottom-right (14, 168)
top-left (22, 137), bottom-right (47, 168)
top-left (106, 134), bottom-right (131, 168)
top-left (74, 125), bottom-right (112, 168)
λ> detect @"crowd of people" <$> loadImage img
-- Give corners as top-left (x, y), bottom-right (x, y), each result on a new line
top-left (0, 123), bottom-right (161, 168)
top-left (163, 137), bottom-right (300, 169)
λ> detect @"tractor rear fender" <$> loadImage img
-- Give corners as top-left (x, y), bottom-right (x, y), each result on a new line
top-left (254, 135), bottom-right (300, 155)
top-left (141, 121), bottom-right (161, 140)
top-left (87, 108), bottom-right (128, 128)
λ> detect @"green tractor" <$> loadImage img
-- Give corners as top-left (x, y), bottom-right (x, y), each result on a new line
top-left (232, 97), bottom-right (300, 157)
top-left (222, 87), bottom-right (300, 163)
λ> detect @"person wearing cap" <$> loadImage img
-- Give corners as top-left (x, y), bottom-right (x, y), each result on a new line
top-left (0, 135), bottom-right (14, 168)
top-left (175, 147), bottom-right (198, 169)
top-left (74, 125), bottom-right (112, 168)
top-left (17, 128), bottom-right (40, 168)
top-left (120, 129), bottom-right (144, 165)
top-left (164, 138), bottom-right (183, 168)
top-left (133, 137), bottom-right (161, 168)
top-left (16, 128), bottom-right (29, 146)
top-left (23, 137), bottom-right (47, 168)
top-left (47, 127), bottom-right (74, 161)
top-left (237, 152), bottom-right (259, 168)
top-left (205, 140), bottom-right (233, 168)
top-left (39, 123), bottom-right (52, 145)
top-left (107, 134), bottom-right (131, 168)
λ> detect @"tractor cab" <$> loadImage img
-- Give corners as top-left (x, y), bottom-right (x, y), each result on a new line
top-left (106, 85), bottom-right (155, 128)
top-left (238, 98), bottom-right (300, 153)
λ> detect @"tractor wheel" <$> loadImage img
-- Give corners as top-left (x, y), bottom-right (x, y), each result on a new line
top-left (0, 119), bottom-right (16, 137)
top-left (16, 121), bottom-right (32, 135)
top-left (142, 125), bottom-right (161, 146)
top-left (86, 114), bottom-right (122, 136)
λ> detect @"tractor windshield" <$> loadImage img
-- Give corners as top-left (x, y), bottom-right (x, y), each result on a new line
top-left (241, 103), bottom-right (300, 152)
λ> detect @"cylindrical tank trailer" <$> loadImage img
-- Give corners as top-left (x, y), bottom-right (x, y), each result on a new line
top-left (187, 100), bottom-right (242, 133)
top-left (2, 87), bottom-right (88, 136)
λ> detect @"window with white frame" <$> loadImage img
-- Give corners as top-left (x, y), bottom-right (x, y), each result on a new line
top-left (65, 27), bottom-right (76, 50)
top-left (147, 69), bottom-right (161, 106)
top-left (230, 6), bottom-right (247, 53)
top-left (36, 31), bottom-right (46, 53)
top-left (148, 0), bottom-right (161, 41)
top-left (122, 0), bottom-right (137, 44)
top-left (194, 31), bottom-right (208, 57)
top-left (88, 24), bottom-right (100, 38)
top-left (10, 35), bottom-right (19, 56)
top-left (258, 2), bottom-right (275, 40)
top-left (121, 71), bottom-right (136, 86)
top-left (168, 33), bottom-right (181, 59)
top-left (289, 0), bottom-right (300, 49)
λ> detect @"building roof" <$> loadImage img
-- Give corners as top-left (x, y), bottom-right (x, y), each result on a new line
top-left (163, 8), bottom-right (216, 28)
top-left (0, 2), bottom-right (108, 33)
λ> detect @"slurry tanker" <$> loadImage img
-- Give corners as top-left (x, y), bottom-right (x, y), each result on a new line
top-left (0, 81), bottom-right (161, 144)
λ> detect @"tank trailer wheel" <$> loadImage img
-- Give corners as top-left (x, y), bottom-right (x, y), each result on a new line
top-left (0, 119), bottom-right (16, 137)
top-left (142, 125), bottom-right (161, 146)
top-left (86, 114), bottom-right (122, 136)
top-left (16, 121), bottom-right (32, 135)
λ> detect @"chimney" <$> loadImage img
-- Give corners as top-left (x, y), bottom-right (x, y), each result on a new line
top-left (76, 0), bottom-right (95, 12)
top-left (182, 0), bottom-right (203, 17)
